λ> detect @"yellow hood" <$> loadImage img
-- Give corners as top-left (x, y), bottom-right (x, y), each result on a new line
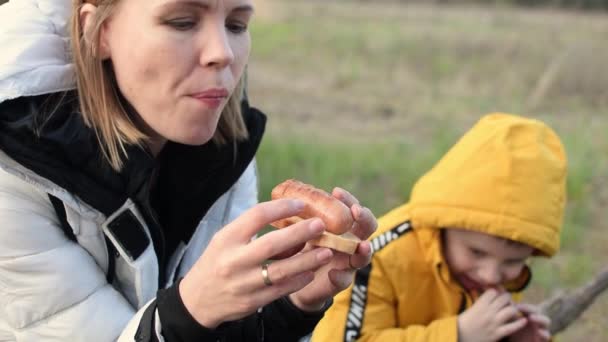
top-left (409, 113), bottom-right (567, 256)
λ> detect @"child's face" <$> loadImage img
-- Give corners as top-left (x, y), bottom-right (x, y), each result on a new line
top-left (442, 229), bottom-right (534, 293)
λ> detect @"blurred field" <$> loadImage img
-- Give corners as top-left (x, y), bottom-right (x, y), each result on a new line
top-left (250, 0), bottom-right (608, 340)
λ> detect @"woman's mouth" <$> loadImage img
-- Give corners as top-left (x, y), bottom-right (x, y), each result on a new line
top-left (189, 88), bottom-right (229, 109)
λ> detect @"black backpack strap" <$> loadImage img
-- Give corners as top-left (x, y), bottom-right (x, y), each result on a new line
top-left (48, 194), bottom-right (76, 242)
top-left (48, 194), bottom-right (115, 284)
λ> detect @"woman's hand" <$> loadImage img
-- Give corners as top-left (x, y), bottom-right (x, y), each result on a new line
top-left (179, 199), bottom-right (335, 329)
top-left (287, 187), bottom-right (378, 312)
top-left (507, 304), bottom-right (551, 342)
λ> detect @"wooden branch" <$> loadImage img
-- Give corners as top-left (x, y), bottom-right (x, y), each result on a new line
top-left (539, 267), bottom-right (608, 335)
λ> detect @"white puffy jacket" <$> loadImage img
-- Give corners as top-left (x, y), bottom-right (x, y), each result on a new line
top-left (0, 150), bottom-right (258, 341)
top-left (0, 0), bottom-right (257, 340)
top-left (0, 0), bottom-right (75, 103)
top-left (0, 2), bottom-right (329, 341)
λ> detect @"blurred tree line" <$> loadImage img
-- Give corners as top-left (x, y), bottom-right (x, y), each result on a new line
top-left (477, 0), bottom-right (606, 10)
top-left (385, 0), bottom-right (608, 10)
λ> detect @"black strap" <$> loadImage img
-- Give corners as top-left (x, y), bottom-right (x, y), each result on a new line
top-left (48, 194), bottom-right (76, 242)
top-left (135, 300), bottom-right (160, 342)
top-left (105, 235), bottom-right (116, 285)
top-left (48, 194), bottom-right (115, 284)
top-left (344, 264), bottom-right (372, 342)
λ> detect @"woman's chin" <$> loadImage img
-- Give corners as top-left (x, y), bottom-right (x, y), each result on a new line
top-left (166, 128), bottom-right (216, 146)
top-left (180, 135), bottom-right (214, 146)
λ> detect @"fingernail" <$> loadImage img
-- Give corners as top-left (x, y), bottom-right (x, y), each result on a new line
top-left (361, 241), bottom-right (372, 255)
top-left (339, 271), bottom-right (353, 288)
top-left (352, 204), bottom-right (361, 219)
top-left (333, 187), bottom-right (344, 198)
top-left (292, 199), bottom-right (305, 211)
top-left (309, 219), bottom-right (325, 234)
top-left (316, 248), bottom-right (333, 262)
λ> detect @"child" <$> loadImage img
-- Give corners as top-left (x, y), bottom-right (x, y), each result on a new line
top-left (311, 113), bottom-right (566, 342)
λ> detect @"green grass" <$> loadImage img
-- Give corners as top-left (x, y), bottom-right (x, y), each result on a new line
top-left (560, 132), bottom-right (595, 250)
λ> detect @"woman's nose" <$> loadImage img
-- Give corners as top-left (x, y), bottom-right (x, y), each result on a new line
top-left (199, 24), bottom-right (235, 69)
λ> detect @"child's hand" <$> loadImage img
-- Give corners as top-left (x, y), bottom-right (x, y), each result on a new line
top-left (458, 289), bottom-right (528, 342)
top-left (506, 303), bottom-right (551, 342)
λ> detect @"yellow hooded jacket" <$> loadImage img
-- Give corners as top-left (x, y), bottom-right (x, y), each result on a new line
top-left (311, 113), bottom-right (567, 342)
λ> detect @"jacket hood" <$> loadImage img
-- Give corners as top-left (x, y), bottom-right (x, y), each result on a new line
top-left (0, 0), bottom-right (74, 102)
top-left (408, 113), bottom-right (567, 256)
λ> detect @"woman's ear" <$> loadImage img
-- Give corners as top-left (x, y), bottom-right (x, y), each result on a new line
top-left (79, 4), bottom-right (111, 59)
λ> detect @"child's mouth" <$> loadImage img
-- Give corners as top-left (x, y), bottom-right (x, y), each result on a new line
top-left (458, 274), bottom-right (483, 293)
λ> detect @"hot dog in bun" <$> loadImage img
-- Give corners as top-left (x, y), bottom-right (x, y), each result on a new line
top-left (270, 179), bottom-right (361, 254)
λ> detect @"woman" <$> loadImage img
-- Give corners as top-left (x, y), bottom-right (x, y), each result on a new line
top-left (0, 0), bottom-right (377, 341)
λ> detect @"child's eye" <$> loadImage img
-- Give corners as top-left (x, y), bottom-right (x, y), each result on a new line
top-left (505, 259), bottom-right (525, 266)
top-left (470, 248), bottom-right (486, 257)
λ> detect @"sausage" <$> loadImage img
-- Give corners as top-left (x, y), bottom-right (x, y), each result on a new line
top-left (270, 179), bottom-right (354, 235)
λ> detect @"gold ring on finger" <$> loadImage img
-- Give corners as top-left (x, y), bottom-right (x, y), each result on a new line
top-left (261, 263), bottom-right (273, 286)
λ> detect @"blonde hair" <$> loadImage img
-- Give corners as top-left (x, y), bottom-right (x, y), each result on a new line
top-left (70, 0), bottom-right (249, 171)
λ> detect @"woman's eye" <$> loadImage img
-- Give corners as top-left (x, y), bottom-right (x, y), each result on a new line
top-left (226, 21), bottom-right (248, 34)
top-left (167, 19), bottom-right (196, 31)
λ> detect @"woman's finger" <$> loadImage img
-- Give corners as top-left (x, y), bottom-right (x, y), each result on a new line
top-left (247, 218), bottom-right (325, 263)
top-left (332, 187), bottom-right (360, 207)
top-left (224, 199), bottom-right (305, 242)
top-left (350, 204), bottom-right (377, 240)
top-left (300, 267), bottom-right (353, 302)
top-left (331, 188), bottom-right (377, 241)
top-left (257, 248), bottom-right (333, 287)
top-left (291, 263), bottom-right (354, 305)
top-left (252, 271), bottom-right (316, 308)
top-left (328, 268), bottom-right (356, 291)
top-left (267, 243), bottom-right (306, 260)
top-left (347, 241), bottom-right (372, 270)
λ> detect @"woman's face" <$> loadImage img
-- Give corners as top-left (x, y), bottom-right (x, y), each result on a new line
top-left (101, 0), bottom-right (253, 151)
